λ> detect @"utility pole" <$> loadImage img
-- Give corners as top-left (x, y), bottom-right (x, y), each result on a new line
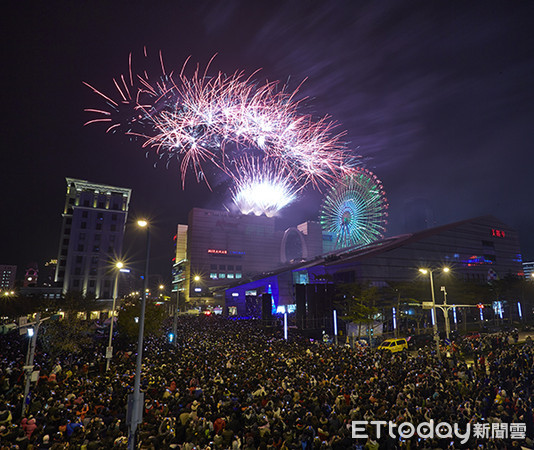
top-left (172, 290), bottom-right (180, 347)
top-left (440, 286), bottom-right (451, 341)
top-left (22, 312), bottom-right (40, 416)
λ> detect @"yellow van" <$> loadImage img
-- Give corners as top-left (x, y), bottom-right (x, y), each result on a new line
top-left (378, 338), bottom-right (408, 353)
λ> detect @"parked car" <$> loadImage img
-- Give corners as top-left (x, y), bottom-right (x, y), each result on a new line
top-left (377, 338), bottom-right (408, 353)
top-left (407, 334), bottom-right (433, 349)
top-left (465, 332), bottom-right (481, 340)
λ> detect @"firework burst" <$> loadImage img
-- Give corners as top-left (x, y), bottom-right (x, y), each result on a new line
top-left (230, 156), bottom-right (298, 217)
top-left (85, 50), bottom-right (356, 215)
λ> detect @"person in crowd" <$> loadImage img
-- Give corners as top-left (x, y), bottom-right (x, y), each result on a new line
top-left (0, 317), bottom-right (532, 449)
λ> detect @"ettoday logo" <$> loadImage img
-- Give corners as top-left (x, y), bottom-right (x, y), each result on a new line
top-left (351, 420), bottom-right (527, 443)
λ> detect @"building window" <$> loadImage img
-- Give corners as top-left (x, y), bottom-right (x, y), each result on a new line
top-left (219, 273), bottom-right (226, 279)
top-left (236, 273), bottom-right (242, 279)
top-left (109, 235), bottom-right (116, 243)
top-left (66, 218), bottom-right (72, 224)
top-left (77, 244), bottom-right (84, 251)
top-left (112, 214), bottom-right (117, 221)
top-left (63, 238), bottom-right (69, 245)
top-left (73, 279), bottom-right (80, 287)
top-left (219, 265), bottom-right (226, 270)
top-left (227, 273), bottom-right (234, 279)
top-left (96, 223), bottom-right (102, 230)
top-left (104, 280), bottom-right (111, 287)
top-left (97, 212), bottom-right (103, 220)
top-left (79, 233), bottom-right (86, 241)
top-left (74, 268), bottom-right (81, 275)
top-left (236, 265), bottom-right (242, 271)
top-left (82, 211), bottom-right (88, 218)
top-left (210, 264), bottom-right (217, 270)
top-left (83, 200), bottom-right (90, 206)
top-left (227, 265), bottom-right (234, 270)
top-left (81, 222), bottom-right (87, 229)
top-left (76, 256), bottom-right (83, 263)
top-left (89, 280), bottom-right (95, 287)
top-left (91, 256), bottom-right (98, 265)
top-left (110, 224), bottom-right (116, 232)
top-left (94, 234), bottom-right (101, 241)
top-left (210, 273), bottom-right (218, 279)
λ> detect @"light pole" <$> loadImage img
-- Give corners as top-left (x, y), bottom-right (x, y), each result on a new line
top-left (192, 275), bottom-right (201, 307)
top-left (106, 261), bottom-right (124, 371)
top-left (172, 289), bottom-right (180, 347)
top-left (21, 313), bottom-right (40, 416)
top-left (333, 309), bottom-right (338, 345)
top-left (440, 286), bottom-right (451, 341)
top-left (419, 267), bottom-right (449, 359)
top-left (128, 219), bottom-right (151, 450)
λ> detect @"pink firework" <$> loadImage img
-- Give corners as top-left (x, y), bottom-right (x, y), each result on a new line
top-left (85, 51), bottom-right (357, 213)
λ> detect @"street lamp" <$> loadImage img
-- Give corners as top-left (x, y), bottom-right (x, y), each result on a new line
top-left (172, 288), bottom-right (181, 347)
top-left (21, 313), bottom-right (41, 416)
top-left (128, 219), bottom-right (151, 450)
top-left (440, 285), bottom-right (452, 341)
top-left (106, 261), bottom-right (124, 371)
top-left (419, 267), bottom-right (449, 359)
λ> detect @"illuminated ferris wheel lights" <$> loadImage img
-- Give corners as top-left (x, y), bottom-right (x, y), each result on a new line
top-left (319, 168), bottom-right (388, 249)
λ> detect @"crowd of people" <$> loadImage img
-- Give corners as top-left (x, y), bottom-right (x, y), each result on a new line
top-left (0, 316), bottom-right (533, 449)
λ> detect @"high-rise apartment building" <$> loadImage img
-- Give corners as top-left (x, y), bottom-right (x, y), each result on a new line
top-left (0, 265), bottom-right (17, 291)
top-left (55, 178), bottom-right (132, 299)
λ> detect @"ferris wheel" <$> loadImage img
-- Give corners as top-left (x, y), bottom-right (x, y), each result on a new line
top-left (319, 168), bottom-right (388, 249)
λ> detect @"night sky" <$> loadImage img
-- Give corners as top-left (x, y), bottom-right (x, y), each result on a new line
top-left (2, 1), bottom-right (533, 281)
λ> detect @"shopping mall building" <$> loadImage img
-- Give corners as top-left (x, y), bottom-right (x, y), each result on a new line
top-left (172, 211), bottom-right (524, 319)
top-left (220, 215), bottom-right (524, 317)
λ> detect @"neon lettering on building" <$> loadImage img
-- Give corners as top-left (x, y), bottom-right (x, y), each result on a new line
top-left (207, 249), bottom-right (228, 255)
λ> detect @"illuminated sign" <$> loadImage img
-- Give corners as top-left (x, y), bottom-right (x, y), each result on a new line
top-left (208, 249), bottom-right (227, 255)
top-left (207, 249), bottom-right (245, 256)
top-left (462, 255), bottom-right (494, 266)
top-left (491, 229), bottom-right (506, 238)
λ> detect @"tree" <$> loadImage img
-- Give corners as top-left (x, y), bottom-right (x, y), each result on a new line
top-left (39, 317), bottom-right (94, 358)
top-left (63, 291), bottom-right (98, 316)
top-left (117, 300), bottom-right (165, 341)
top-left (381, 281), bottom-right (427, 335)
top-left (335, 283), bottom-right (379, 338)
